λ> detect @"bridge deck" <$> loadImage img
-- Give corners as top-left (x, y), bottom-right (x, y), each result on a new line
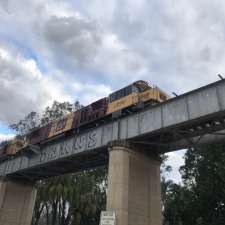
top-left (1, 79), bottom-right (225, 179)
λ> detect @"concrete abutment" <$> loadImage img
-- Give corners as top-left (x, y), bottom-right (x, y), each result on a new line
top-left (107, 142), bottom-right (162, 225)
top-left (0, 178), bottom-right (36, 225)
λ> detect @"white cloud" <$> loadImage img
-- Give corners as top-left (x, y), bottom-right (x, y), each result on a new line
top-left (40, 0), bottom-right (225, 91)
top-left (0, 133), bottom-right (14, 142)
top-left (0, 44), bottom-right (70, 124)
top-left (0, 1), bottom-right (225, 128)
top-left (72, 82), bottom-right (111, 105)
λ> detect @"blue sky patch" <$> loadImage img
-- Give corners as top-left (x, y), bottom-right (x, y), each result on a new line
top-left (0, 122), bottom-right (14, 135)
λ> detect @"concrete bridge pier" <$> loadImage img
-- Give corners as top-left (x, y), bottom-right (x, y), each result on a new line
top-left (0, 178), bottom-right (36, 225)
top-left (107, 142), bottom-right (162, 225)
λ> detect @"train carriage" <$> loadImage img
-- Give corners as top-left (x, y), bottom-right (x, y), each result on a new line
top-left (48, 113), bottom-right (75, 139)
top-left (3, 137), bottom-right (26, 156)
top-left (27, 124), bottom-right (52, 145)
top-left (46, 97), bottom-right (108, 139)
top-left (77, 98), bottom-right (108, 127)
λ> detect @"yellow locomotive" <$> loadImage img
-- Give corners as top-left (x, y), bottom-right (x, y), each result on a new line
top-left (107, 80), bottom-right (169, 115)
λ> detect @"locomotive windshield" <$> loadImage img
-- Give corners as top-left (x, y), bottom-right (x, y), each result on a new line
top-left (109, 80), bottom-right (151, 103)
top-left (109, 84), bottom-right (138, 103)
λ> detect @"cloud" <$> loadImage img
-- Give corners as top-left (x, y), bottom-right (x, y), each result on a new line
top-left (74, 0), bottom-right (225, 90)
top-left (42, 15), bottom-right (102, 70)
top-left (39, 0), bottom-right (225, 92)
top-left (40, 14), bottom-right (148, 87)
top-left (0, 133), bottom-right (14, 142)
top-left (1, 0), bottom-right (225, 119)
top-left (0, 44), bottom-right (70, 124)
top-left (72, 81), bottom-right (111, 105)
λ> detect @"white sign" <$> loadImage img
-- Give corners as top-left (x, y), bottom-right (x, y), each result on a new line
top-left (100, 211), bottom-right (116, 225)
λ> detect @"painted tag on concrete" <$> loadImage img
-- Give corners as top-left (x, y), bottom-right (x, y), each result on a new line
top-left (100, 211), bottom-right (116, 225)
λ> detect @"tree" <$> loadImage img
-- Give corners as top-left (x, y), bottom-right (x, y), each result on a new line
top-left (41, 101), bottom-right (73, 126)
top-left (31, 168), bottom-right (107, 225)
top-left (40, 100), bottom-right (83, 126)
top-left (10, 111), bottom-right (40, 135)
top-left (180, 144), bottom-right (225, 225)
top-left (163, 142), bottom-right (225, 225)
top-left (161, 154), bottom-right (172, 209)
top-left (32, 180), bottom-right (49, 225)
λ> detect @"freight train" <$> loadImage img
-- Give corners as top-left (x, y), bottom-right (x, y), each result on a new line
top-left (0, 80), bottom-right (169, 160)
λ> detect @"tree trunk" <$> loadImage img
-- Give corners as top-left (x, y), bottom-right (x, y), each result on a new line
top-left (51, 201), bottom-right (58, 225)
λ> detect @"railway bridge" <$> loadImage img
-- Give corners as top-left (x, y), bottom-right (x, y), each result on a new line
top-left (1, 79), bottom-right (225, 225)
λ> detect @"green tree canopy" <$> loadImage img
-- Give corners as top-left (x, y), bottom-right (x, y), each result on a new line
top-left (163, 142), bottom-right (225, 225)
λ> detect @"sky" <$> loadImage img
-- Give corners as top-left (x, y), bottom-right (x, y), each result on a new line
top-left (1, 0), bottom-right (225, 183)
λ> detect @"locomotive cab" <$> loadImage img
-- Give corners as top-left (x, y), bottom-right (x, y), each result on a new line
top-left (107, 82), bottom-right (139, 114)
top-left (107, 81), bottom-right (147, 114)
top-left (108, 80), bottom-right (152, 104)
top-left (107, 80), bottom-right (169, 115)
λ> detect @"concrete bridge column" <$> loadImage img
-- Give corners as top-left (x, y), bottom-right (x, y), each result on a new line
top-left (0, 178), bottom-right (37, 225)
top-left (107, 142), bottom-right (162, 225)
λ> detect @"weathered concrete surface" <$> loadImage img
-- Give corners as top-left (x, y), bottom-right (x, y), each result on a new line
top-left (0, 179), bottom-right (36, 225)
top-left (107, 144), bottom-right (162, 225)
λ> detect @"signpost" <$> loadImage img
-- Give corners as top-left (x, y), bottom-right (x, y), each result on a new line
top-left (100, 211), bottom-right (116, 225)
